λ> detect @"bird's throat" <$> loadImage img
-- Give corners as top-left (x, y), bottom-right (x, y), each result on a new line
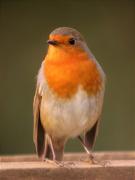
top-left (44, 50), bottom-right (102, 99)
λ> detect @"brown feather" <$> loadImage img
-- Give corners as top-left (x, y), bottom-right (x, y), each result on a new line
top-left (84, 119), bottom-right (100, 150)
top-left (33, 86), bottom-right (45, 159)
top-left (33, 85), bottom-right (65, 161)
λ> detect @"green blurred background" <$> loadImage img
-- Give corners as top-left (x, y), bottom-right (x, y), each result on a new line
top-left (0, 0), bottom-right (135, 155)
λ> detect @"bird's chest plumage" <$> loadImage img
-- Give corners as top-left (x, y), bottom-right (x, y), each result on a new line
top-left (38, 57), bottom-right (104, 138)
top-left (40, 84), bottom-right (104, 138)
top-left (44, 51), bottom-right (102, 98)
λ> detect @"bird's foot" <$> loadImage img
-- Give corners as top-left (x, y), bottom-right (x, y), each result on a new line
top-left (80, 154), bottom-right (110, 167)
top-left (45, 158), bottom-right (75, 168)
top-left (45, 158), bottom-right (63, 167)
top-left (88, 154), bottom-right (110, 167)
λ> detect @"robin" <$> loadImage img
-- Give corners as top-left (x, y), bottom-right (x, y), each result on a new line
top-left (33, 27), bottom-right (106, 162)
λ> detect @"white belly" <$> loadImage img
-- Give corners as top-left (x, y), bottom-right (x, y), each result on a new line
top-left (40, 85), bottom-right (104, 139)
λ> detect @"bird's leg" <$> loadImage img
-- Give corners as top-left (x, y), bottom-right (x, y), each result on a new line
top-left (78, 136), bottom-right (91, 155)
top-left (78, 136), bottom-right (98, 164)
top-left (78, 136), bottom-right (109, 166)
top-left (46, 137), bottom-right (75, 168)
top-left (45, 136), bottom-right (58, 165)
top-left (48, 136), bottom-right (56, 161)
top-left (45, 136), bottom-right (66, 167)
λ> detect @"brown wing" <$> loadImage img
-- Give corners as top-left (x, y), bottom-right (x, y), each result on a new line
top-left (84, 119), bottom-right (100, 150)
top-left (33, 85), bottom-right (45, 158)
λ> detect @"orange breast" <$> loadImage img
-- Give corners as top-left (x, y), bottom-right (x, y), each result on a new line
top-left (44, 50), bottom-right (102, 99)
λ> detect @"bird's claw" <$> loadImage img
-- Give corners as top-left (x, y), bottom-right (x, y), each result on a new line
top-left (45, 158), bottom-right (76, 168)
top-left (89, 154), bottom-right (110, 167)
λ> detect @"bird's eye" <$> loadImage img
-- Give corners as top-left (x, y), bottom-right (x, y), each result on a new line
top-left (68, 38), bottom-right (75, 45)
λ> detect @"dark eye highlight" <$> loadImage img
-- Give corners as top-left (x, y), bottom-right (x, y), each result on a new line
top-left (68, 38), bottom-right (75, 45)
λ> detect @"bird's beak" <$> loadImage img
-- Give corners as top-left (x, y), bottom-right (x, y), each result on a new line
top-left (47, 40), bottom-right (58, 46)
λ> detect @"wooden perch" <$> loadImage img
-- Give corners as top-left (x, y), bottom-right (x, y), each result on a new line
top-left (0, 152), bottom-right (135, 180)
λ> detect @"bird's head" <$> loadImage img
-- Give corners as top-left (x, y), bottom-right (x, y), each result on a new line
top-left (46, 27), bottom-right (90, 60)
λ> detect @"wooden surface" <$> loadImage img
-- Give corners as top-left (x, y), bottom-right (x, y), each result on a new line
top-left (1, 152), bottom-right (135, 180)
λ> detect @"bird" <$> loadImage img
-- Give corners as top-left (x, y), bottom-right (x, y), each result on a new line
top-left (33, 27), bottom-right (106, 162)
